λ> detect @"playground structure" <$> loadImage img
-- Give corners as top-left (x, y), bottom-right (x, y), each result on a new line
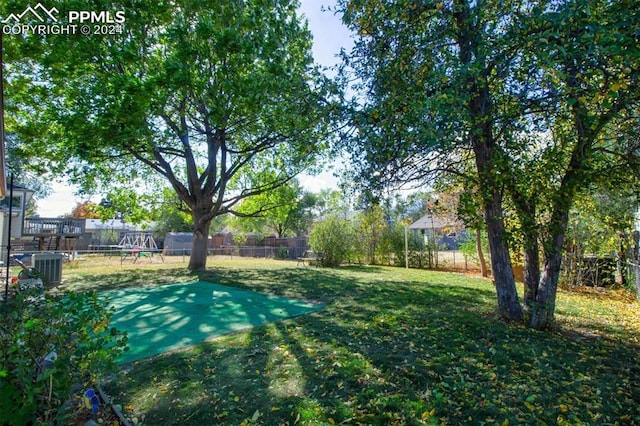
top-left (118, 233), bottom-right (164, 264)
top-left (119, 233), bottom-right (158, 250)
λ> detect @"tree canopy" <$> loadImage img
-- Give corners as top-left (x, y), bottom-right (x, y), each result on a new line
top-left (2, 0), bottom-right (338, 269)
top-left (337, 0), bottom-right (640, 328)
top-left (226, 177), bottom-right (317, 237)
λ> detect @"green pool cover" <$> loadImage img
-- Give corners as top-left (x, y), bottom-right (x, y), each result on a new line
top-left (102, 281), bottom-right (323, 364)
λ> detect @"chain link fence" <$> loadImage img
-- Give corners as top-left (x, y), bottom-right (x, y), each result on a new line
top-left (627, 262), bottom-right (640, 299)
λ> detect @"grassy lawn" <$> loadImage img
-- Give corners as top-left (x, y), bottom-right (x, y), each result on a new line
top-left (61, 257), bottom-right (640, 425)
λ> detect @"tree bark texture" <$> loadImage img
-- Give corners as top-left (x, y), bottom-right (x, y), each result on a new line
top-left (483, 193), bottom-right (523, 321)
top-left (188, 209), bottom-right (213, 271)
top-left (529, 218), bottom-right (567, 329)
top-left (454, 0), bottom-right (523, 321)
top-left (523, 242), bottom-right (541, 316)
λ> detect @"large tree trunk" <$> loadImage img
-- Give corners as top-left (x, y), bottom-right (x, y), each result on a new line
top-left (530, 251), bottom-right (562, 330)
top-left (484, 196), bottom-right (524, 321)
top-left (523, 241), bottom-right (541, 316)
top-left (529, 209), bottom-right (570, 329)
top-left (471, 120), bottom-right (523, 321)
top-left (528, 100), bottom-right (592, 328)
top-left (512, 198), bottom-right (540, 317)
top-left (188, 210), bottom-right (213, 271)
top-left (471, 104), bottom-right (523, 321)
top-left (469, 95), bottom-right (523, 321)
top-left (454, 0), bottom-right (522, 321)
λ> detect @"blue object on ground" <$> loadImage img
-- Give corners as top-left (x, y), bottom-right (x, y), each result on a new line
top-left (102, 281), bottom-right (324, 364)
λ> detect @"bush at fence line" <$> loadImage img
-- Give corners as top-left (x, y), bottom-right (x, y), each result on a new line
top-left (233, 233), bottom-right (249, 247)
top-left (352, 207), bottom-right (388, 265)
top-left (377, 224), bottom-right (403, 266)
top-left (0, 289), bottom-right (128, 425)
top-left (277, 246), bottom-right (289, 259)
top-left (309, 214), bottom-right (354, 267)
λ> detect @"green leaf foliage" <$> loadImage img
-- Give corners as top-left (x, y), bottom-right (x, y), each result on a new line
top-left (336, 0), bottom-right (640, 327)
top-left (308, 214), bottom-right (354, 267)
top-left (0, 290), bottom-right (127, 425)
top-left (227, 177), bottom-right (316, 237)
top-left (2, 0), bottom-right (339, 269)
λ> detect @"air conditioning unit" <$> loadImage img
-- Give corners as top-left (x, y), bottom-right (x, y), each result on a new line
top-left (32, 253), bottom-right (64, 285)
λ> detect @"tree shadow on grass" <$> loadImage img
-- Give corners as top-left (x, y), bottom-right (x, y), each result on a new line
top-left (104, 268), bottom-right (516, 424)
top-left (95, 263), bottom-right (640, 424)
top-left (259, 286), bottom-right (640, 424)
top-left (61, 268), bottom-right (197, 293)
top-left (339, 264), bottom-right (387, 273)
top-left (195, 265), bottom-right (496, 306)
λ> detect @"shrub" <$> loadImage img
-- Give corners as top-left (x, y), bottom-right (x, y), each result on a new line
top-left (377, 223), bottom-right (404, 266)
top-left (309, 214), bottom-right (354, 266)
top-left (353, 207), bottom-right (387, 264)
top-left (277, 246), bottom-right (289, 259)
top-left (0, 289), bottom-right (127, 425)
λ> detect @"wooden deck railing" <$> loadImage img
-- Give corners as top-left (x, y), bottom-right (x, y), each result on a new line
top-left (22, 217), bottom-right (85, 237)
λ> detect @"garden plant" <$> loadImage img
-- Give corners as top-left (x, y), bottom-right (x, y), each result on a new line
top-left (0, 287), bottom-right (127, 425)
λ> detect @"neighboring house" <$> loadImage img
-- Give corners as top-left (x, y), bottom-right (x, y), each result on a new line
top-left (0, 184), bottom-right (34, 237)
top-left (84, 218), bottom-right (142, 245)
top-left (408, 213), bottom-right (467, 250)
top-left (0, 189), bottom-right (155, 260)
top-left (0, 185), bottom-right (35, 262)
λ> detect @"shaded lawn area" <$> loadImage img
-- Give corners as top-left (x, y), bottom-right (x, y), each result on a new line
top-left (62, 259), bottom-right (640, 425)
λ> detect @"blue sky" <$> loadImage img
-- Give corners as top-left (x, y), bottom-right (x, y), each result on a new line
top-left (299, 0), bottom-right (353, 70)
top-left (37, 1), bottom-right (354, 217)
top-left (291, 1), bottom-right (354, 194)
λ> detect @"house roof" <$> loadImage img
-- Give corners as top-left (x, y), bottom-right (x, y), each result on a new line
top-left (84, 218), bottom-right (143, 231)
top-left (8, 184), bottom-right (35, 193)
top-left (0, 184), bottom-right (35, 211)
top-left (409, 214), bottom-right (456, 230)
